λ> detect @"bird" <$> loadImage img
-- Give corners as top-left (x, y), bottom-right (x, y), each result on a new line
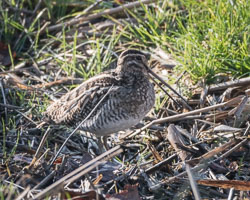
top-left (43, 49), bottom-right (155, 137)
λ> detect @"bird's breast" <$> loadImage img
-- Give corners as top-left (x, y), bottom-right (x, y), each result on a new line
top-left (81, 78), bottom-right (155, 136)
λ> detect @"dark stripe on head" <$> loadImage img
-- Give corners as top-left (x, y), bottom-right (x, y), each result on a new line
top-left (119, 49), bottom-right (150, 60)
top-left (126, 60), bottom-right (143, 67)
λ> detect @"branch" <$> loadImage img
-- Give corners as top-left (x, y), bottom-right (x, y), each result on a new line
top-left (37, 0), bottom-right (156, 34)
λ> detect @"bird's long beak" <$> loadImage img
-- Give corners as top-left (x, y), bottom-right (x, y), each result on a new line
top-left (146, 65), bottom-right (192, 111)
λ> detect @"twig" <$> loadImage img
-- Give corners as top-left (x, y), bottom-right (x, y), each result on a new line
top-left (227, 188), bottom-right (234, 200)
top-left (243, 122), bottom-right (250, 136)
top-left (15, 186), bottom-right (31, 200)
top-left (213, 138), bottom-right (248, 163)
top-left (31, 0), bottom-right (43, 16)
top-left (8, 6), bottom-right (33, 14)
top-left (81, 0), bottom-right (103, 15)
top-left (36, 40), bottom-right (113, 67)
top-left (33, 145), bottom-right (123, 199)
top-left (5, 40), bottom-right (117, 76)
top-left (36, 0), bottom-right (157, 34)
top-left (0, 103), bottom-right (21, 109)
top-left (194, 77), bottom-right (250, 94)
top-left (33, 78), bottom-right (83, 89)
top-left (5, 141), bottom-right (37, 155)
top-left (3, 180), bottom-right (25, 190)
top-left (186, 139), bottom-right (238, 166)
top-left (186, 163), bottom-right (201, 200)
top-left (0, 79), bottom-right (8, 122)
top-left (0, 67), bottom-right (29, 75)
top-left (150, 76), bottom-right (183, 108)
top-left (151, 138), bottom-right (247, 188)
top-left (146, 153), bottom-right (177, 174)
top-left (229, 95), bottom-right (248, 117)
top-left (125, 95), bottom-right (243, 139)
top-left (197, 180), bottom-right (250, 191)
top-left (32, 170), bottom-right (56, 190)
top-left (148, 70), bottom-right (192, 111)
top-left (25, 127), bottom-right (51, 169)
top-left (16, 110), bottom-right (38, 126)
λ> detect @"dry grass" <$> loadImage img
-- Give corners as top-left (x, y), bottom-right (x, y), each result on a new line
top-left (0, 0), bottom-right (250, 199)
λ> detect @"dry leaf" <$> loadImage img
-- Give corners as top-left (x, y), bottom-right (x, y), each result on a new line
top-left (197, 179), bottom-right (250, 191)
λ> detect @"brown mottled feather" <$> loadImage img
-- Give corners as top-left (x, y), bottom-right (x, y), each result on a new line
top-left (43, 50), bottom-right (155, 136)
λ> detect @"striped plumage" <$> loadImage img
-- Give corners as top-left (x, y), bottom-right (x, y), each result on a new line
top-left (43, 50), bottom-right (155, 136)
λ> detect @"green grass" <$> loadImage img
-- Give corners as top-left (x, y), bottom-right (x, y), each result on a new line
top-left (1, 0), bottom-right (249, 83)
top-left (122, 0), bottom-right (249, 83)
top-left (0, 1), bottom-right (249, 199)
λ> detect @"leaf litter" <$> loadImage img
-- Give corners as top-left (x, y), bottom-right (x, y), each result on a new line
top-left (0, 1), bottom-right (250, 199)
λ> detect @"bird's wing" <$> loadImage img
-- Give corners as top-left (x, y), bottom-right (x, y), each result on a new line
top-left (43, 72), bottom-right (118, 125)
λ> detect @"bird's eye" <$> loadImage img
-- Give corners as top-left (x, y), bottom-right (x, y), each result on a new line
top-left (136, 56), bottom-right (142, 61)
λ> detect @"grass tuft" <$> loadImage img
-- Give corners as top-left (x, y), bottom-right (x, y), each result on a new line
top-left (122, 0), bottom-right (249, 83)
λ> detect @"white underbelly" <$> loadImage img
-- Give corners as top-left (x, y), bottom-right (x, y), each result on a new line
top-left (91, 117), bottom-right (141, 136)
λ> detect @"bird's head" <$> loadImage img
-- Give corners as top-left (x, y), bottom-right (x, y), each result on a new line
top-left (116, 49), bottom-right (150, 76)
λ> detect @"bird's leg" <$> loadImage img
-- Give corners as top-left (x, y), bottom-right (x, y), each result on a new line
top-left (102, 136), bottom-right (109, 151)
top-left (96, 137), bottom-right (106, 154)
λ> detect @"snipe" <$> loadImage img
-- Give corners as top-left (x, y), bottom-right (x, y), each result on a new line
top-left (43, 50), bottom-right (155, 136)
